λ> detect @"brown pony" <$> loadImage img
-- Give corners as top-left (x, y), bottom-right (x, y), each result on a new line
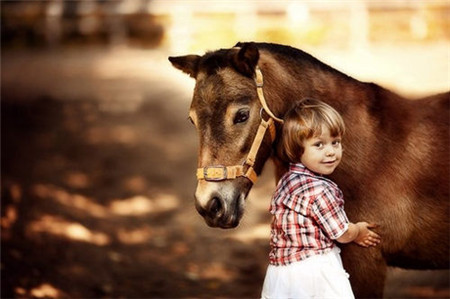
top-left (169, 42), bottom-right (449, 297)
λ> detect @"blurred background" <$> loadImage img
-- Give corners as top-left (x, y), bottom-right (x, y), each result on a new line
top-left (1, 0), bottom-right (449, 298)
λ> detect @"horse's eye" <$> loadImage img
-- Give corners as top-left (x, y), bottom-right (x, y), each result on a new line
top-left (233, 109), bottom-right (249, 124)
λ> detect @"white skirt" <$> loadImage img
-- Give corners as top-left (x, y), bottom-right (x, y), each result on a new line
top-left (261, 247), bottom-right (355, 299)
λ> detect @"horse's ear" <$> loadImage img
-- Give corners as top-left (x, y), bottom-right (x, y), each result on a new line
top-left (168, 55), bottom-right (200, 78)
top-left (232, 42), bottom-right (259, 78)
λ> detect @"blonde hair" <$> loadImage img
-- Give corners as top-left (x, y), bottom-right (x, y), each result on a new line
top-left (279, 99), bottom-right (345, 163)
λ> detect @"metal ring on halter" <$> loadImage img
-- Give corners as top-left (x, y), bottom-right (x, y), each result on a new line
top-left (259, 107), bottom-right (272, 123)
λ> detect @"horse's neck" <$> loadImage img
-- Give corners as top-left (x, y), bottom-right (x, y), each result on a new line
top-left (263, 54), bottom-right (367, 116)
top-left (265, 56), bottom-right (380, 180)
top-left (295, 66), bottom-right (365, 108)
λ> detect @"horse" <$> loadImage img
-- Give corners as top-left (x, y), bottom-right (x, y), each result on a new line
top-left (169, 42), bottom-right (449, 297)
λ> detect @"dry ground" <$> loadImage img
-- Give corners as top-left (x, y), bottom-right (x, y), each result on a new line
top-left (2, 45), bottom-right (449, 298)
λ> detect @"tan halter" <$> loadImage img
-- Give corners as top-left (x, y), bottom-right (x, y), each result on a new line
top-left (196, 66), bottom-right (284, 184)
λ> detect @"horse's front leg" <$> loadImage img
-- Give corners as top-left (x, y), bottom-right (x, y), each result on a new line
top-left (341, 244), bottom-right (387, 298)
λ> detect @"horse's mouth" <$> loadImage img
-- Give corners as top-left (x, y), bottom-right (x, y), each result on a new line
top-left (224, 194), bottom-right (245, 228)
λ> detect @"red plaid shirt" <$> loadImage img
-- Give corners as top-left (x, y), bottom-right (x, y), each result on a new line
top-left (269, 163), bottom-right (349, 266)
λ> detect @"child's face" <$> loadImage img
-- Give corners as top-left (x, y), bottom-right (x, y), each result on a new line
top-left (300, 126), bottom-right (342, 175)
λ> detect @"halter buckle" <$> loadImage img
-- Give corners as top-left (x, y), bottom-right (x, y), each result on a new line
top-left (203, 166), bottom-right (228, 181)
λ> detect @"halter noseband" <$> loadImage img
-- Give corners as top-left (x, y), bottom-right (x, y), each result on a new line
top-left (196, 66), bottom-right (284, 184)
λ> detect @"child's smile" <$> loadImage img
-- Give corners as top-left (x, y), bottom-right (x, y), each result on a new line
top-left (300, 126), bottom-right (342, 175)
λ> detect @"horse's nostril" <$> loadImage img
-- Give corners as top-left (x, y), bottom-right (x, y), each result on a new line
top-left (195, 201), bottom-right (207, 217)
top-left (208, 197), bottom-right (222, 216)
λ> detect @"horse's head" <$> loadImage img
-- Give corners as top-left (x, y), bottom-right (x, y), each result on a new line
top-left (169, 43), bottom-right (282, 228)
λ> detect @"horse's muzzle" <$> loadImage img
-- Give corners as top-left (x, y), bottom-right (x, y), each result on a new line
top-left (194, 180), bottom-right (249, 229)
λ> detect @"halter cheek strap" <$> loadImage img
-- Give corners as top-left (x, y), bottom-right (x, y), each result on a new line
top-left (254, 67), bottom-right (284, 123)
top-left (196, 66), bottom-right (284, 184)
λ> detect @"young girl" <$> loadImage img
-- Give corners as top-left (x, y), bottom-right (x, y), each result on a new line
top-left (261, 99), bottom-right (381, 299)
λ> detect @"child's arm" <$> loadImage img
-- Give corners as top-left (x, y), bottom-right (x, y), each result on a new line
top-left (336, 222), bottom-right (381, 247)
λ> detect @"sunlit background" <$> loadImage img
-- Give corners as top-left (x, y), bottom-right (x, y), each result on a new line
top-left (2, 1), bottom-right (449, 298)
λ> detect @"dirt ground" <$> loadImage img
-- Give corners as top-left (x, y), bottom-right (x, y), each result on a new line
top-left (1, 45), bottom-right (449, 298)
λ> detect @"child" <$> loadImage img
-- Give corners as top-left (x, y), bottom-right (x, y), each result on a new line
top-left (261, 99), bottom-right (381, 299)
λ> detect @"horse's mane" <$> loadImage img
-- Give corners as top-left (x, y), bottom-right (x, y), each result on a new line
top-left (235, 41), bottom-right (355, 82)
top-left (236, 41), bottom-right (318, 64)
top-left (199, 49), bottom-right (233, 76)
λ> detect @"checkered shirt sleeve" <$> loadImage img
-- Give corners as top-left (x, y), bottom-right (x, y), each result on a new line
top-left (310, 185), bottom-right (349, 240)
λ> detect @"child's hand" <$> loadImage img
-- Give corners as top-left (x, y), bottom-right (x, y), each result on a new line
top-left (354, 222), bottom-right (381, 247)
